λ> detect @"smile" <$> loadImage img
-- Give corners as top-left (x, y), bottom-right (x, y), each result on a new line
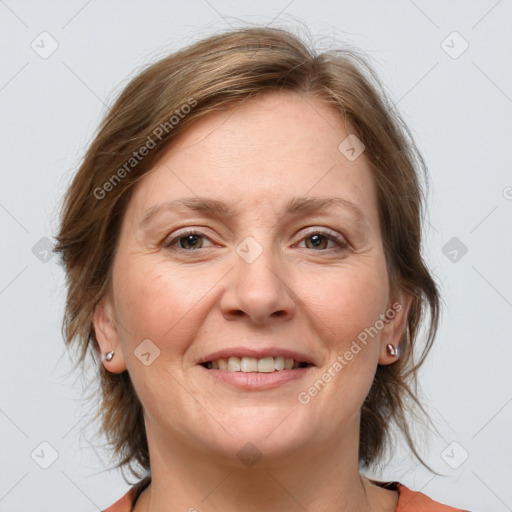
top-left (198, 356), bottom-right (314, 391)
top-left (201, 356), bottom-right (311, 372)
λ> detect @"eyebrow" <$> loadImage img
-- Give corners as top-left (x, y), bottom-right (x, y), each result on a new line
top-left (139, 196), bottom-right (367, 227)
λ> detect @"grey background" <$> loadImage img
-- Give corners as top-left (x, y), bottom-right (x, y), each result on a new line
top-left (1, 1), bottom-right (511, 511)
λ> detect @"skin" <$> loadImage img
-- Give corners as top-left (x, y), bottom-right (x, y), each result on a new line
top-left (94, 90), bottom-right (411, 512)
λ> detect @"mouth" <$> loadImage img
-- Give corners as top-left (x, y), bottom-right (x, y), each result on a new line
top-left (198, 356), bottom-right (315, 391)
top-left (200, 356), bottom-right (314, 372)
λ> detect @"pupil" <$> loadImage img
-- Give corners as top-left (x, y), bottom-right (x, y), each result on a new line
top-left (309, 234), bottom-right (326, 249)
top-left (182, 234), bottom-right (200, 249)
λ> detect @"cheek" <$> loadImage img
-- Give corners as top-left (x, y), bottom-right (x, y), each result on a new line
top-left (294, 264), bottom-right (389, 423)
top-left (299, 262), bottom-right (388, 353)
top-left (112, 260), bottom-right (216, 351)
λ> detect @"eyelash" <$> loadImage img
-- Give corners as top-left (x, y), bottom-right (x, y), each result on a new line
top-left (162, 227), bottom-right (348, 253)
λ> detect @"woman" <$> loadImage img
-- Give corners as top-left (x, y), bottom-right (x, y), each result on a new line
top-left (55, 26), bottom-right (472, 511)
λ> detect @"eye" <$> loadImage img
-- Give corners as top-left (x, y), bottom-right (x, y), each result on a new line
top-left (296, 228), bottom-right (348, 251)
top-left (163, 229), bottom-right (214, 251)
top-left (162, 227), bottom-right (348, 253)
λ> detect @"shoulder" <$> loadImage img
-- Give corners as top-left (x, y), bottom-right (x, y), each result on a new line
top-left (102, 477), bottom-right (150, 512)
top-left (371, 480), bottom-right (473, 511)
top-left (102, 478), bottom-right (474, 512)
top-left (102, 488), bottom-right (135, 512)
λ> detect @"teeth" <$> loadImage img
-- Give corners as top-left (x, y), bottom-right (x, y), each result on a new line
top-left (227, 357), bottom-right (241, 371)
top-left (257, 357), bottom-right (274, 373)
top-left (275, 356), bottom-right (285, 370)
top-left (205, 356), bottom-right (306, 372)
top-left (241, 356), bottom-right (258, 372)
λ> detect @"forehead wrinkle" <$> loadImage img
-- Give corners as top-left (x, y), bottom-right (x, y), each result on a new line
top-left (139, 195), bottom-right (368, 230)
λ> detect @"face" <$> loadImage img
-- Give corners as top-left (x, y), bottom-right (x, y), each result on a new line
top-left (94, 91), bottom-right (409, 466)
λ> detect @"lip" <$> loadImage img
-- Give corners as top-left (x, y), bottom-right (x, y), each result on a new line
top-left (198, 364), bottom-right (314, 391)
top-left (196, 347), bottom-right (314, 366)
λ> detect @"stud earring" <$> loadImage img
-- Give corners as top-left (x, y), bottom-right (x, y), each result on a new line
top-left (386, 324), bottom-right (409, 359)
top-left (105, 351), bottom-right (114, 362)
top-left (386, 344), bottom-right (399, 358)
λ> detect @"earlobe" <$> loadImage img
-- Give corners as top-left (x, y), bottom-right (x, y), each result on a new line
top-left (378, 291), bottom-right (413, 365)
top-left (92, 298), bottom-right (127, 373)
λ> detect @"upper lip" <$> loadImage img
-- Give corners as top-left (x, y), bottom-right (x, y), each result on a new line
top-left (197, 347), bottom-right (315, 366)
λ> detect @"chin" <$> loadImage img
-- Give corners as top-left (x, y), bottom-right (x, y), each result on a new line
top-left (195, 410), bottom-right (313, 465)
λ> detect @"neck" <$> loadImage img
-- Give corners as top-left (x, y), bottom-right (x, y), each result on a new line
top-left (133, 417), bottom-right (384, 512)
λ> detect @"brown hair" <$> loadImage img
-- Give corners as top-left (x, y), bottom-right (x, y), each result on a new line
top-left (55, 25), bottom-right (440, 480)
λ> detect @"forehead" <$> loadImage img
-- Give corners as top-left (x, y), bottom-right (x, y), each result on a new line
top-left (124, 91), bottom-right (379, 229)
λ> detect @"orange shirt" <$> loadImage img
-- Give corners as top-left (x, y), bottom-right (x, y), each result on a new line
top-left (103, 480), bottom-right (471, 511)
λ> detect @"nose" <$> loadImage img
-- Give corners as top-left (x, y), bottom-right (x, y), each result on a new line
top-left (220, 239), bottom-right (296, 325)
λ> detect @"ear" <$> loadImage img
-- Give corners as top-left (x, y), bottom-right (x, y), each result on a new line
top-left (92, 295), bottom-right (127, 373)
top-left (377, 289), bottom-right (413, 365)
